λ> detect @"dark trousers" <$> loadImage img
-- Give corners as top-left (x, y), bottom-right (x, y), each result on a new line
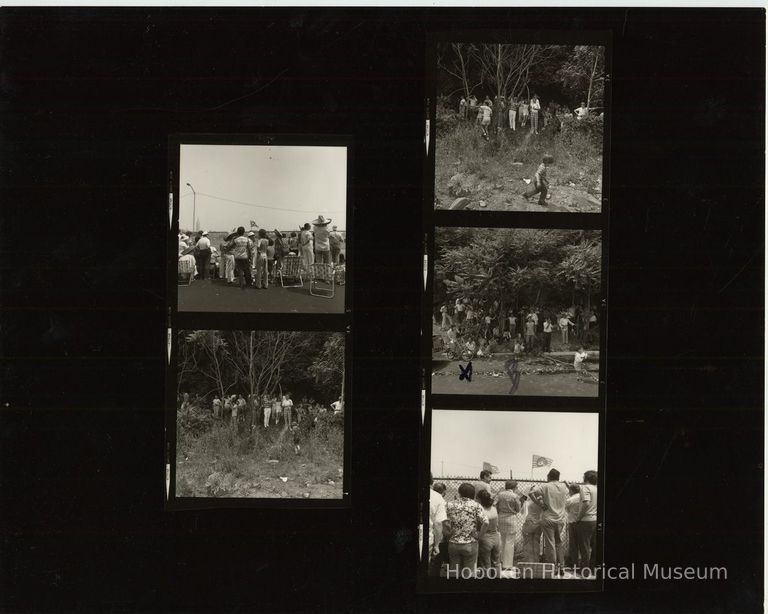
top-left (543, 332), bottom-right (552, 352)
top-left (524, 182), bottom-right (548, 205)
top-left (195, 250), bottom-right (211, 279)
top-left (574, 520), bottom-right (596, 568)
top-left (234, 258), bottom-right (252, 286)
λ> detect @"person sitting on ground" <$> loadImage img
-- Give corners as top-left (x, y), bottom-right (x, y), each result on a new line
top-left (513, 336), bottom-right (525, 358)
top-left (464, 338), bottom-right (477, 360)
top-left (523, 154), bottom-right (554, 207)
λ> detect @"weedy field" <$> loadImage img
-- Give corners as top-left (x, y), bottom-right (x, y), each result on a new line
top-left (435, 112), bottom-right (603, 213)
top-left (176, 408), bottom-right (344, 499)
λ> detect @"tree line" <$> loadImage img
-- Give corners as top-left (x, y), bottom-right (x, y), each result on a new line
top-left (438, 44), bottom-right (605, 111)
top-left (434, 228), bottom-right (602, 324)
top-left (178, 330), bottom-right (344, 408)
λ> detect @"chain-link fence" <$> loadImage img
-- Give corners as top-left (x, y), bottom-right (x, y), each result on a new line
top-left (431, 477), bottom-right (587, 563)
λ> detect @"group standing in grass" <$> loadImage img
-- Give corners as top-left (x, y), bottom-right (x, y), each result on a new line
top-left (459, 93), bottom-right (596, 141)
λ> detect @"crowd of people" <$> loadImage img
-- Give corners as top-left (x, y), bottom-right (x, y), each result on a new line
top-left (436, 298), bottom-right (597, 373)
top-left (428, 468), bottom-right (598, 579)
top-left (178, 214), bottom-right (346, 289)
top-left (458, 93), bottom-right (597, 142)
top-left (178, 391), bottom-right (344, 454)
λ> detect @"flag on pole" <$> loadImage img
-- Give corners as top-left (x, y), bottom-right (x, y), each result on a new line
top-left (482, 462), bottom-right (499, 474)
top-left (532, 454), bottom-right (553, 469)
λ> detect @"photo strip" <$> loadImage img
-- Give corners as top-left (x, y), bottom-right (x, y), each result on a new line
top-left (173, 329), bottom-right (347, 501)
top-left (432, 41), bottom-right (606, 213)
top-left (167, 135), bottom-right (353, 509)
top-left (431, 227), bottom-right (601, 398)
top-left (421, 32), bottom-right (609, 593)
top-left (425, 409), bottom-right (600, 583)
top-left (176, 141), bottom-right (349, 314)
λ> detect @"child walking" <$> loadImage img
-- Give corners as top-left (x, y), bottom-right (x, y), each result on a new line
top-left (523, 154), bottom-right (554, 207)
top-left (291, 423), bottom-right (301, 455)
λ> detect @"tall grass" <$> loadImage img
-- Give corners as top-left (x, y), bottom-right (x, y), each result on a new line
top-left (436, 112), bottom-right (603, 196)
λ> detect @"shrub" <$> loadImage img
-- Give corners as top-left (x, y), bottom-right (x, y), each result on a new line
top-left (559, 114), bottom-right (603, 150)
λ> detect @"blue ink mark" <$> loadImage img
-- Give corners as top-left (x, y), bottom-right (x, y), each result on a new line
top-left (459, 361), bottom-right (473, 382)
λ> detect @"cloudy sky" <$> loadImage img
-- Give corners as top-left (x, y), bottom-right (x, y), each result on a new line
top-left (179, 144), bottom-right (347, 232)
top-left (430, 410), bottom-right (598, 482)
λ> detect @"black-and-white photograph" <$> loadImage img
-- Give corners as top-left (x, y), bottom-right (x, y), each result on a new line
top-left (175, 329), bottom-right (346, 500)
top-left (427, 410), bottom-right (599, 580)
top-left (176, 144), bottom-right (348, 313)
top-left (432, 227), bottom-right (601, 397)
top-left (433, 43), bottom-right (605, 213)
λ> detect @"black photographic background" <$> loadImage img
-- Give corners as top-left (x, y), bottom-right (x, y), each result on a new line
top-left (0, 8), bottom-right (763, 613)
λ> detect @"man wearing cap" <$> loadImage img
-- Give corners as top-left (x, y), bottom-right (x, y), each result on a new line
top-left (194, 231), bottom-right (212, 280)
top-left (329, 225), bottom-right (344, 265)
top-left (227, 227), bottom-right (253, 289)
top-left (312, 215), bottom-right (332, 265)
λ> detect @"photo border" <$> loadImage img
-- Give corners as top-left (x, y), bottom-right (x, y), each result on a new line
top-left (419, 29), bottom-right (611, 593)
top-left (165, 133), bottom-right (354, 510)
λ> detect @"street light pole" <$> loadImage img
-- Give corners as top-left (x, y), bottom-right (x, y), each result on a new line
top-left (186, 182), bottom-right (196, 232)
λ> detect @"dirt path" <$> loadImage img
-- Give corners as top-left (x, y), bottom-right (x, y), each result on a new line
top-left (436, 174), bottom-right (601, 213)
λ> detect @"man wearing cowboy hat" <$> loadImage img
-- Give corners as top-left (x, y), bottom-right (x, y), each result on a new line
top-left (312, 215), bottom-right (332, 265)
top-left (329, 225), bottom-right (344, 265)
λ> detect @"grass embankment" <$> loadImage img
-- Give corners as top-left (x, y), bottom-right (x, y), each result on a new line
top-left (176, 411), bottom-right (344, 499)
top-left (435, 117), bottom-right (602, 212)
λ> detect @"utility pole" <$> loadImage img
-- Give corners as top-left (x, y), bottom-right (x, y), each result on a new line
top-left (186, 182), bottom-right (196, 233)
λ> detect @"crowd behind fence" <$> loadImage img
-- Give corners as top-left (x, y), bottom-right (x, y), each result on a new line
top-left (431, 477), bottom-right (588, 561)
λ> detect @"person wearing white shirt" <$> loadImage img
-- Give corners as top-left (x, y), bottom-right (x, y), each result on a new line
top-left (542, 318), bottom-right (553, 352)
top-left (429, 477), bottom-right (449, 575)
top-left (281, 393), bottom-right (294, 426)
top-left (194, 231), bottom-right (212, 280)
top-left (575, 101), bottom-right (589, 120)
top-left (558, 315), bottom-right (575, 345)
top-left (574, 471), bottom-right (598, 569)
top-left (530, 95), bottom-right (541, 134)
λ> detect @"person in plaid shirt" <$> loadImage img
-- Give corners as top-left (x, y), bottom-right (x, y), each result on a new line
top-left (523, 154), bottom-right (555, 207)
top-left (445, 483), bottom-right (489, 576)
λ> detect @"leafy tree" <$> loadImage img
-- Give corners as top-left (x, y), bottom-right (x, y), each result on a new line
top-left (435, 228), bottom-right (601, 326)
top-left (558, 46), bottom-right (605, 111)
top-left (183, 330), bottom-right (232, 399)
top-left (555, 240), bottom-right (602, 313)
